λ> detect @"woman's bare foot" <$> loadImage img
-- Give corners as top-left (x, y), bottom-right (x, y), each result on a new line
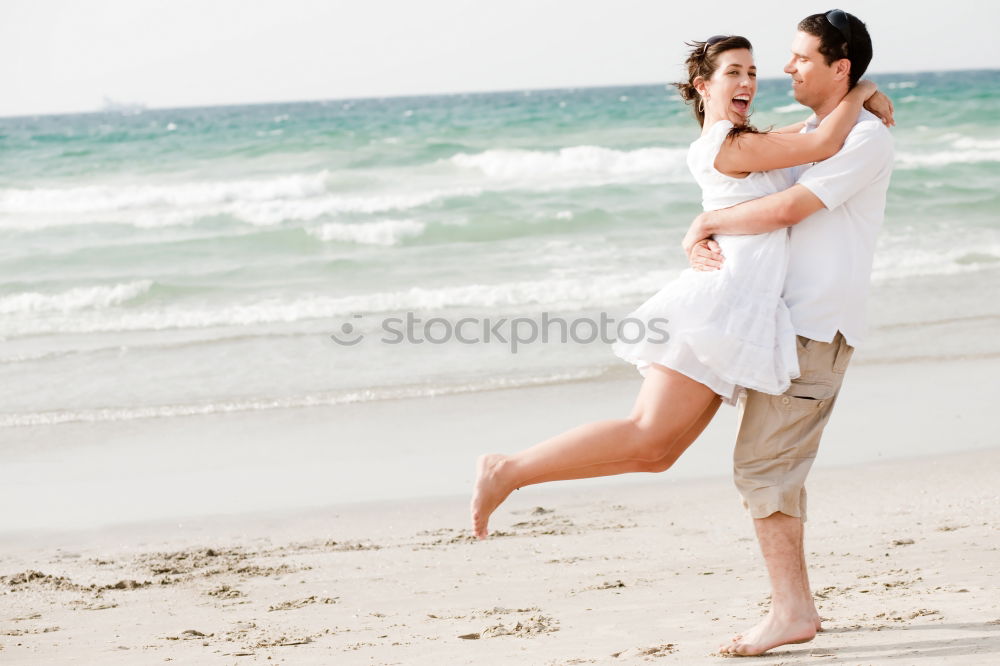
top-left (470, 454), bottom-right (516, 539)
top-left (717, 612), bottom-right (817, 656)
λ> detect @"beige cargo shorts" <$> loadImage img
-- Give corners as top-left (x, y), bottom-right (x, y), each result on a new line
top-left (733, 332), bottom-right (854, 522)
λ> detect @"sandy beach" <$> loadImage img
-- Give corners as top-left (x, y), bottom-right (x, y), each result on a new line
top-left (2, 355), bottom-right (999, 664)
top-left (3, 9), bottom-right (999, 664)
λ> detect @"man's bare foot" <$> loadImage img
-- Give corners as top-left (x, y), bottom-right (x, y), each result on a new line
top-left (730, 605), bottom-right (821, 643)
top-left (718, 612), bottom-right (817, 656)
top-left (470, 454), bottom-right (515, 540)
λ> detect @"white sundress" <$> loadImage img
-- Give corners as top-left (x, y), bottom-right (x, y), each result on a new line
top-left (612, 119), bottom-right (800, 405)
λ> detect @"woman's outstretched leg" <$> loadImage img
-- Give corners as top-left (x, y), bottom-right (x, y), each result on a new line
top-left (516, 389), bottom-right (721, 485)
top-left (470, 364), bottom-right (721, 539)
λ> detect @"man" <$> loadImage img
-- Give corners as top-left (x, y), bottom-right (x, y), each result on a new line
top-left (682, 10), bottom-right (894, 657)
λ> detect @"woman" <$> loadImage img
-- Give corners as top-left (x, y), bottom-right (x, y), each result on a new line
top-left (470, 35), bottom-right (893, 539)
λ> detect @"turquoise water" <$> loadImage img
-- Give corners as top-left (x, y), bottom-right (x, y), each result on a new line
top-left (1, 70), bottom-right (999, 426)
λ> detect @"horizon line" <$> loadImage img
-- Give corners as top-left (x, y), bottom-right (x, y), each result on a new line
top-left (1, 67), bottom-right (995, 121)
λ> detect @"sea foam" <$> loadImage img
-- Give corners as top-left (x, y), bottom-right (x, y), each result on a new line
top-left (1, 272), bottom-right (675, 336)
top-left (0, 186), bottom-right (479, 231)
top-left (224, 190), bottom-right (473, 226)
top-left (448, 146), bottom-right (689, 182)
top-left (872, 242), bottom-right (1000, 282)
top-left (0, 280), bottom-right (152, 315)
top-left (895, 133), bottom-right (1000, 168)
top-left (896, 149), bottom-right (1000, 168)
top-left (0, 172), bottom-right (331, 216)
top-left (772, 103), bottom-right (807, 114)
top-left (0, 145), bottom-right (692, 232)
top-left (308, 219), bottom-right (427, 245)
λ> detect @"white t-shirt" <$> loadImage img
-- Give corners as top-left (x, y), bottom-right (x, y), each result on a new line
top-left (784, 108), bottom-right (894, 347)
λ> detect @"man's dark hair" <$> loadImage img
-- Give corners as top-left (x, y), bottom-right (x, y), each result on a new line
top-left (798, 11), bottom-right (873, 88)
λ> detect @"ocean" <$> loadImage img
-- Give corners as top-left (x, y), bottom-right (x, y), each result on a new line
top-left (2, 70), bottom-right (999, 430)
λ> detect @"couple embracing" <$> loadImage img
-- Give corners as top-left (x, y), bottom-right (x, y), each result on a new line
top-left (471, 10), bottom-right (894, 656)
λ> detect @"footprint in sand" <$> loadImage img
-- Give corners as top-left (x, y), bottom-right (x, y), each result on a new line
top-left (267, 595), bottom-right (338, 611)
top-left (206, 584), bottom-right (244, 599)
top-left (479, 614), bottom-right (559, 638)
top-left (458, 607), bottom-right (557, 639)
top-left (610, 643), bottom-right (677, 658)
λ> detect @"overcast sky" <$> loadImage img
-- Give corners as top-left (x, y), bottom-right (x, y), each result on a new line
top-left (3, 0), bottom-right (998, 117)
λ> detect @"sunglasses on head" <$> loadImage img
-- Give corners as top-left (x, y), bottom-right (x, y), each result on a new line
top-left (825, 9), bottom-right (852, 45)
top-left (702, 35), bottom-right (729, 54)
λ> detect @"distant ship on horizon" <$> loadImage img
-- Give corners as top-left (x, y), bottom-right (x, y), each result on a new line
top-left (101, 96), bottom-right (146, 115)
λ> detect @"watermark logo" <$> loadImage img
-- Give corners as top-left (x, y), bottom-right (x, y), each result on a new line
top-left (330, 311), bottom-right (668, 354)
top-left (330, 314), bottom-right (365, 346)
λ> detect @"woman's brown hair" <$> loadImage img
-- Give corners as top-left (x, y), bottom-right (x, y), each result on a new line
top-left (674, 35), bottom-right (759, 135)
